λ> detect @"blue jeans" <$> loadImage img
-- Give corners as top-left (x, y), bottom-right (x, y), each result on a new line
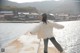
top-left (44, 37), bottom-right (63, 53)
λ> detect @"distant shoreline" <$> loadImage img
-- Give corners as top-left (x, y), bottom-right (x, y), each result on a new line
top-left (0, 20), bottom-right (80, 23)
top-left (0, 20), bottom-right (41, 23)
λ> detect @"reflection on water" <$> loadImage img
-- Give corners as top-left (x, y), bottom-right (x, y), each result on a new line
top-left (54, 21), bottom-right (80, 53)
top-left (0, 21), bottom-right (80, 53)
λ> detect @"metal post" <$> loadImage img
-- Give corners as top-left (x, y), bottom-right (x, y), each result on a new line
top-left (0, 44), bottom-right (5, 53)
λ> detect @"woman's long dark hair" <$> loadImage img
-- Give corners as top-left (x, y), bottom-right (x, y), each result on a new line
top-left (42, 13), bottom-right (47, 24)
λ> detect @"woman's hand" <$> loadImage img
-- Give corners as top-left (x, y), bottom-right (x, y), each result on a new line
top-left (24, 32), bottom-right (32, 35)
top-left (30, 32), bottom-right (32, 34)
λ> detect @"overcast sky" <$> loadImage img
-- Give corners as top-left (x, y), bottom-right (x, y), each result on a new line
top-left (8, 0), bottom-right (54, 3)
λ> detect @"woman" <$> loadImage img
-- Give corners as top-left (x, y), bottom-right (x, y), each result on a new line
top-left (29, 13), bottom-right (64, 53)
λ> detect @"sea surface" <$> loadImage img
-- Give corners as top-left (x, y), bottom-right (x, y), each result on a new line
top-left (0, 21), bottom-right (80, 53)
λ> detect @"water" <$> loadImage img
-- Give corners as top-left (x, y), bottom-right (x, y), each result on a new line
top-left (54, 21), bottom-right (80, 53)
top-left (0, 21), bottom-right (80, 53)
